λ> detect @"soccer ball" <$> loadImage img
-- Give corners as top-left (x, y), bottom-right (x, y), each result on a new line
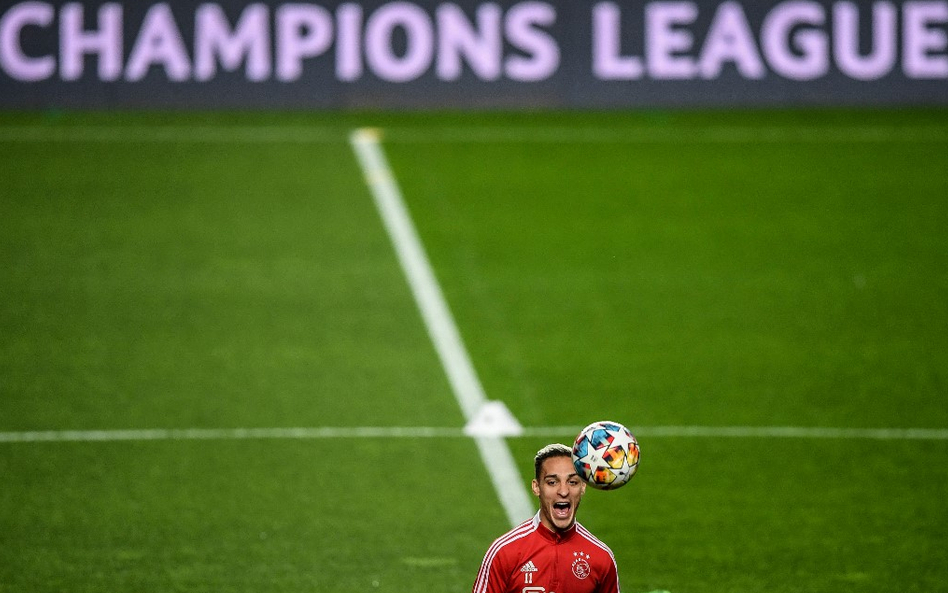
top-left (572, 421), bottom-right (640, 490)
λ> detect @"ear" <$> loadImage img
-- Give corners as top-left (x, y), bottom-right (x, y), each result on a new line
top-left (580, 482), bottom-right (587, 496)
top-left (531, 479), bottom-right (540, 497)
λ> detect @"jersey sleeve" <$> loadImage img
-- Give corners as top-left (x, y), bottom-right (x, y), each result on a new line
top-left (598, 552), bottom-right (621, 593)
top-left (472, 544), bottom-right (513, 593)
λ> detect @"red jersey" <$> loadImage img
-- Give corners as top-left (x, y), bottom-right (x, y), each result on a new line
top-left (473, 513), bottom-right (621, 593)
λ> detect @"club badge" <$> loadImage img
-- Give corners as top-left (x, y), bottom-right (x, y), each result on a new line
top-left (571, 551), bottom-right (591, 580)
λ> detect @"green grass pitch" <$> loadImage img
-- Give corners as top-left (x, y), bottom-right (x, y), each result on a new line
top-left (1, 109), bottom-right (946, 593)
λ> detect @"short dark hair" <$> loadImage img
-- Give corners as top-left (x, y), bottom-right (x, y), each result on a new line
top-left (534, 443), bottom-right (573, 480)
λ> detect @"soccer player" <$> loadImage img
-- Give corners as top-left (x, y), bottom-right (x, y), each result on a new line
top-left (472, 443), bottom-right (621, 593)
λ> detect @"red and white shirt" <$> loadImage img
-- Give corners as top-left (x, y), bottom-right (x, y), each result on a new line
top-left (472, 513), bottom-right (621, 593)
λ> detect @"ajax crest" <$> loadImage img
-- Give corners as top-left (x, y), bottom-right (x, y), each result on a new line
top-left (571, 551), bottom-right (591, 580)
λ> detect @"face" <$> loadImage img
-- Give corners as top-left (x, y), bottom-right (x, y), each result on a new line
top-left (532, 455), bottom-right (586, 533)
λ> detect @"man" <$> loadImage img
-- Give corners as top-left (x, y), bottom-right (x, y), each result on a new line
top-left (472, 443), bottom-right (621, 593)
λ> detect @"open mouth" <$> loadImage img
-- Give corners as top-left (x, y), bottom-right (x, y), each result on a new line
top-left (552, 501), bottom-right (571, 519)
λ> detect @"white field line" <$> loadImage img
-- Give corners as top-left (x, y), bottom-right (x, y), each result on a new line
top-left (523, 425), bottom-right (948, 440)
top-left (1, 125), bottom-right (946, 145)
top-left (0, 125), bottom-right (346, 143)
top-left (349, 127), bottom-right (534, 527)
top-left (2, 425), bottom-right (947, 443)
top-left (378, 126), bottom-right (948, 144)
top-left (349, 127), bottom-right (487, 422)
top-left (0, 427), bottom-right (466, 442)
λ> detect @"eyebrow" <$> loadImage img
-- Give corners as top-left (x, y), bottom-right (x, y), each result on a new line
top-left (544, 473), bottom-right (581, 480)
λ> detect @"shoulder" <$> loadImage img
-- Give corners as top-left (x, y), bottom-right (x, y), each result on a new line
top-left (574, 522), bottom-right (621, 591)
top-left (574, 522), bottom-right (618, 563)
top-left (473, 518), bottom-right (538, 593)
top-left (482, 517), bottom-right (538, 562)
